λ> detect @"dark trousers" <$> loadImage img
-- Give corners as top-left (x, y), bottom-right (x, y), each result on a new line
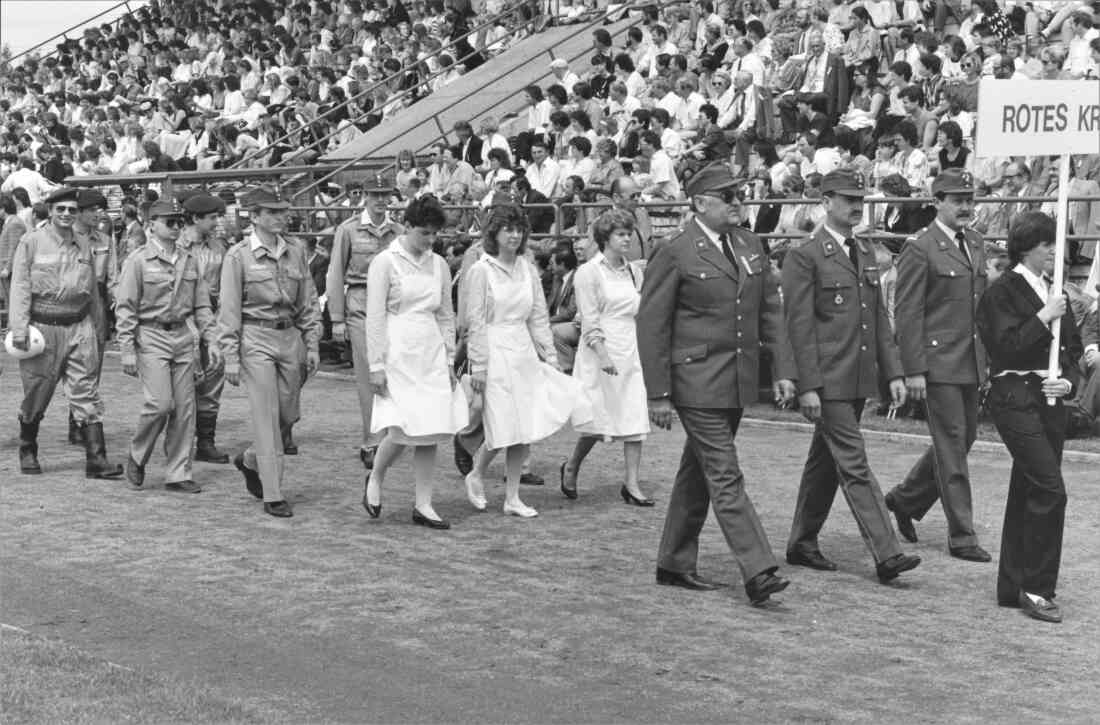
top-left (987, 375), bottom-right (1068, 603)
top-left (776, 95), bottom-right (800, 141)
top-left (658, 406), bottom-right (778, 582)
top-left (890, 382), bottom-right (979, 548)
top-left (787, 399), bottom-right (903, 564)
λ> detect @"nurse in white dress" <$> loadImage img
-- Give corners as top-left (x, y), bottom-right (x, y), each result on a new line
top-left (561, 209), bottom-right (654, 506)
top-left (362, 196), bottom-right (469, 530)
top-left (465, 204), bottom-right (591, 518)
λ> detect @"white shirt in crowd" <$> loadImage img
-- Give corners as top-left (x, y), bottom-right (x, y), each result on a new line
top-left (526, 157), bottom-right (561, 198)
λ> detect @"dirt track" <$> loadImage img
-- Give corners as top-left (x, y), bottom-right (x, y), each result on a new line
top-left (1, 356), bottom-right (1098, 723)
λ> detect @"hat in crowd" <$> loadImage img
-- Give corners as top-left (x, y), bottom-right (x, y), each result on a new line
top-left (363, 171), bottom-right (396, 194)
top-left (549, 58), bottom-right (569, 69)
top-left (821, 168), bottom-right (869, 197)
top-left (176, 189), bottom-right (203, 204)
top-left (76, 189), bottom-right (108, 210)
top-left (45, 187), bottom-right (79, 205)
top-left (148, 198), bottom-right (185, 218)
top-left (879, 173), bottom-right (911, 198)
top-left (183, 192), bottom-right (226, 215)
top-left (493, 169), bottom-right (515, 184)
top-left (242, 185), bottom-right (290, 210)
top-left (931, 168), bottom-right (976, 196)
top-left (684, 162), bottom-right (740, 199)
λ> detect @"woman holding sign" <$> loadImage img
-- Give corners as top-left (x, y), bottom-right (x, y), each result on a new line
top-left (976, 211), bottom-right (1083, 624)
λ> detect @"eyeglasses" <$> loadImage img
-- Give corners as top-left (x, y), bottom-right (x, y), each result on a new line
top-left (53, 205), bottom-right (79, 214)
top-left (703, 189), bottom-right (741, 204)
top-left (160, 218), bottom-right (185, 228)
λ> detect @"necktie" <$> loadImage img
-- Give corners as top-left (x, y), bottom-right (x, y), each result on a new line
top-left (720, 234), bottom-right (737, 268)
top-left (955, 231), bottom-right (970, 263)
top-left (844, 237), bottom-right (859, 272)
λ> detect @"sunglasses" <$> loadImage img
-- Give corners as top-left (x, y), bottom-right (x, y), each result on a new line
top-left (703, 189), bottom-right (741, 204)
top-left (159, 218), bottom-right (185, 228)
top-left (53, 205), bottom-right (79, 214)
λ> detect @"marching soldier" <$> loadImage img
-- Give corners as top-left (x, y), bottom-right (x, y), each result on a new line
top-left (179, 192), bottom-right (231, 464)
top-left (782, 169), bottom-right (921, 583)
top-left (115, 199), bottom-right (219, 493)
top-left (885, 169), bottom-right (992, 561)
top-left (9, 187), bottom-right (124, 479)
top-left (326, 171), bottom-right (403, 469)
top-left (66, 189), bottom-right (118, 444)
top-left (218, 186), bottom-right (321, 518)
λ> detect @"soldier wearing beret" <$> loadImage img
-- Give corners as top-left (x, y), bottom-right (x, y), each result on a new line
top-left (217, 186), bottom-right (321, 517)
top-left (9, 187), bottom-right (124, 479)
top-left (115, 199), bottom-right (220, 494)
top-left (326, 171), bottom-right (403, 469)
top-left (637, 162), bottom-right (797, 607)
top-left (782, 168), bottom-right (922, 583)
top-left (180, 192), bottom-right (232, 464)
top-left (885, 169), bottom-right (992, 562)
top-left (65, 189), bottom-right (118, 444)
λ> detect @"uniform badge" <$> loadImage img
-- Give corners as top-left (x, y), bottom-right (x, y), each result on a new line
top-left (834, 293), bottom-right (844, 305)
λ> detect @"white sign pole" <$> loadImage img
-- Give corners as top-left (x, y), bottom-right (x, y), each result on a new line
top-left (1046, 155), bottom-right (1072, 405)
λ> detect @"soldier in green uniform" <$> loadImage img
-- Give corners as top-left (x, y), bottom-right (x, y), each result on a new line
top-left (326, 172), bottom-right (403, 468)
top-left (115, 199), bottom-right (220, 493)
top-left (9, 187), bottom-right (124, 479)
top-left (218, 186), bottom-right (321, 517)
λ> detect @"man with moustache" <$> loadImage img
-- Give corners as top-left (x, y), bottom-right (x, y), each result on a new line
top-left (885, 169), bottom-right (991, 561)
top-left (782, 168), bottom-right (921, 583)
top-left (638, 164), bottom-right (796, 607)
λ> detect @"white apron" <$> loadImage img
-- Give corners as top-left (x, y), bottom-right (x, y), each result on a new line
top-left (482, 258), bottom-right (590, 449)
top-left (573, 260), bottom-right (650, 441)
top-left (371, 253), bottom-right (468, 445)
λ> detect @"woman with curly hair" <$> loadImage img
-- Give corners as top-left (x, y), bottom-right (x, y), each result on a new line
top-left (463, 204), bottom-right (591, 517)
top-left (560, 209), bottom-right (652, 505)
top-left (362, 196), bottom-right (469, 529)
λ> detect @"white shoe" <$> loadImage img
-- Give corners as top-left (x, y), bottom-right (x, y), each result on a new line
top-left (502, 500), bottom-right (538, 518)
top-left (465, 472), bottom-right (487, 511)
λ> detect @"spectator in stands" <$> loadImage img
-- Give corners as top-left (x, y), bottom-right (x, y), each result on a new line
top-left (637, 130), bottom-right (681, 201)
top-left (547, 245), bottom-right (580, 373)
top-left (512, 175), bottom-right (554, 234)
top-left (525, 138), bottom-right (560, 199)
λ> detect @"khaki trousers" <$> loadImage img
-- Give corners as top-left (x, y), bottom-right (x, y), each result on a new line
top-left (129, 326), bottom-right (197, 483)
top-left (240, 325), bottom-right (303, 502)
top-left (345, 286), bottom-right (376, 448)
top-left (19, 318), bottom-right (103, 425)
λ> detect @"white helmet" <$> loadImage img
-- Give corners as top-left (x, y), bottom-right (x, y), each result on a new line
top-left (4, 326), bottom-right (46, 360)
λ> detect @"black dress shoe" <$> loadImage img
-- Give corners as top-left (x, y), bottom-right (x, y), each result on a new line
top-left (1018, 591), bottom-right (1062, 623)
top-left (876, 553), bottom-right (922, 582)
top-left (283, 443), bottom-right (299, 455)
top-left (786, 549), bottom-right (838, 571)
top-left (234, 453), bottom-right (264, 499)
top-left (165, 480), bottom-right (202, 494)
top-left (519, 472), bottom-right (544, 485)
top-left (360, 446), bottom-right (377, 470)
top-left (885, 492), bottom-right (918, 543)
top-left (412, 509), bottom-right (451, 530)
top-left (560, 461), bottom-right (577, 500)
top-left (744, 571), bottom-right (790, 606)
top-left (655, 567), bottom-right (722, 590)
top-left (362, 472), bottom-right (381, 518)
top-left (452, 436), bottom-right (472, 475)
top-left (620, 486), bottom-right (655, 507)
top-left (126, 456), bottom-right (145, 490)
top-left (264, 500), bottom-right (293, 517)
top-left (950, 545), bottom-right (992, 562)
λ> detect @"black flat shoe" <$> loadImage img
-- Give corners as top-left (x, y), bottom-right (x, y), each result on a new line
top-left (264, 500), bottom-right (293, 517)
top-left (362, 472), bottom-right (381, 518)
top-left (885, 492), bottom-right (918, 543)
top-left (412, 509), bottom-right (451, 530)
top-left (234, 453), bottom-right (263, 499)
top-left (876, 553), bottom-right (921, 582)
top-left (786, 549), bottom-right (838, 571)
top-left (560, 462), bottom-right (577, 500)
top-left (655, 567), bottom-right (723, 590)
top-left (620, 486), bottom-right (655, 507)
top-left (950, 545), bottom-right (992, 562)
top-left (745, 571), bottom-right (790, 606)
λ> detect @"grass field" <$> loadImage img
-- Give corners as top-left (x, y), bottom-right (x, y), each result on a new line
top-left (1, 354), bottom-right (1098, 723)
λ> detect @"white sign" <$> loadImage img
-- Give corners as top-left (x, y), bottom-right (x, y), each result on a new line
top-left (976, 80), bottom-right (1100, 158)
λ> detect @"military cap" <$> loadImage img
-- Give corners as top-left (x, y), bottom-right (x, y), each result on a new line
top-left (931, 168), bottom-right (975, 196)
top-left (684, 163), bottom-right (740, 199)
top-left (241, 185), bottom-right (290, 210)
top-left (76, 189), bottom-right (108, 209)
top-left (148, 198), bottom-right (185, 218)
top-left (363, 171), bottom-right (397, 194)
top-left (820, 168), bottom-right (869, 197)
top-left (183, 192), bottom-right (226, 215)
top-left (45, 187), bottom-right (80, 204)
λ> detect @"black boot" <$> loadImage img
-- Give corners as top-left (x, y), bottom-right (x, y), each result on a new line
top-left (194, 412), bottom-right (230, 464)
top-left (68, 412), bottom-right (84, 445)
top-left (19, 419), bottom-right (42, 474)
top-left (81, 422), bottom-right (124, 479)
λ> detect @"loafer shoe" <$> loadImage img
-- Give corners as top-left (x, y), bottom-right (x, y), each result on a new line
top-left (950, 545), bottom-right (992, 562)
top-left (885, 492), bottom-right (918, 543)
top-left (655, 567), bottom-right (722, 590)
top-left (234, 453), bottom-right (264, 500)
top-left (786, 549), bottom-right (838, 571)
top-left (1018, 591), bottom-right (1062, 623)
top-left (876, 553), bottom-right (922, 582)
top-left (745, 571), bottom-right (790, 606)
top-left (264, 500), bottom-right (293, 517)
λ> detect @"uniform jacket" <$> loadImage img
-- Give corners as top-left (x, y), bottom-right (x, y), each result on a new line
top-left (637, 218), bottom-right (795, 409)
top-left (180, 226), bottom-right (229, 303)
top-left (894, 220), bottom-right (988, 385)
top-left (976, 269), bottom-right (1083, 391)
top-left (114, 242), bottom-right (217, 367)
top-left (8, 223), bottom-right (98, 335)
top-left (326, 212), bottom-right (403, 322)
top-left (782, 226), bottom-right (903, 400)
top-left (217, 233), bottom-right (322, 376)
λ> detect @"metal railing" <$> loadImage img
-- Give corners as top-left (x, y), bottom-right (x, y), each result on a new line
top-left (7, 0), bottom-right (140, 66)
